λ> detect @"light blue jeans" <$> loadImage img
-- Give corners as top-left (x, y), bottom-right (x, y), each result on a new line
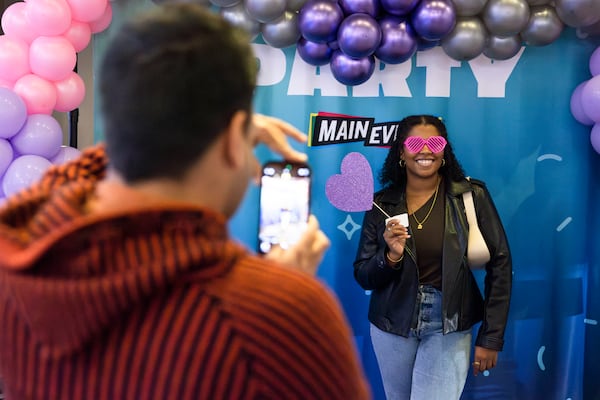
top-left (370, 285), bottom-right (472, 400)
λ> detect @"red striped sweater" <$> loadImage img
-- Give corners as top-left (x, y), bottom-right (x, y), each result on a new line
top-left (0, 146), bottom-right (371, 400)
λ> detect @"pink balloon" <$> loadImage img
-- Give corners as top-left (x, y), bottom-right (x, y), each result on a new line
top-left (1, 2), bottom-right (39, 44)
top-left (66, 0), bottom-right (108, 23)
top-left (581, 75), bottom-right (600, 123)
top-left (0, 78), bottom-right (14, 89)
top-left (13, 74), bottom-right (57, 115)
top-left (63, 20), bottom-right (92, 52)
top-left (0, 35), bottom-right (30, 83)
top-left (29, 36), bottom-right (77, 82)
top-left (25, 0), bottom-right (72, 37)
top-left (50, 145), bottom-right (81, 165)
top-left (54, 72), bottom-right (86, 112)
top-left (90, 2), bottom-right (113, 34)
top-left (570, 81), bottom-right (594, 125)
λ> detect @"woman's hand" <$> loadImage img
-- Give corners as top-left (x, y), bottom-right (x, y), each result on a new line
top-left (472, 346), bottom-right (498, 376)
top-left (252, 113), bottom-right (308, 163)
top-left (264, 215), bottom-right (330, 275)
top-left (384, 218), bottom-right (410, 263)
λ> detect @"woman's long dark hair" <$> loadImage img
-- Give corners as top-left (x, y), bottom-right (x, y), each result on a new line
top-left (379, 115), bottom-right (466, 188)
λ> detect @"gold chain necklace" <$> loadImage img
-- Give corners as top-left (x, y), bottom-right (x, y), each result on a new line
top-left (409, 178), bottom-right (440, 230)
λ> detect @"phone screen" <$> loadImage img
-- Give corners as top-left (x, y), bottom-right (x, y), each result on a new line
top-left (258, 161), bottom-right (311, 254)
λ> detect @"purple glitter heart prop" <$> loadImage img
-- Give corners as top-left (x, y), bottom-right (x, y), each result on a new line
top-left (326, 152), bottom-right (374, 212)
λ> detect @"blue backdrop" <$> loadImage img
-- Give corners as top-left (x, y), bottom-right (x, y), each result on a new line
top-left (95, 5), bottom-right (600, 398)
top-left (230, 31), bottom-right (600, 400)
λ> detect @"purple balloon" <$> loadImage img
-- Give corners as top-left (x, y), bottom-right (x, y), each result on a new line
top-left (590, 46), bottom-right (600, 76)
top-left (411, 0), bottom-right (456, 41)
top-left (0, 88), bottom-right (27, 139)
top-left (11, 114), bottom-right (63, 159)
top-left (299, 0), bottom-right (345, 43)
top-left (330, 50), bottom-right (376, 85)
top-left (570, 81), bottom-right (594, 125)
top-left (339, 0), bottom-right (381, 17)
top-left (581, 75), bottom-right (600, 123)
top-left (0, 138), bottom-right (14, 177)
top-left (50, 145), bottom-right (82, 165)
top-left (375, 16), bottom-right (418, 64)
top-left (338, 13), bottom-right (382, 58)
top-left (417, 36), bottom-right (440, 50)
top-left (380, 0), bottom-right (420, 15)
top-left (591, 123), bottom-right (600, 154)
top-left (297, 37), bottom-right (334, 65)
top-left (2, 154), bottom-right (52, 197)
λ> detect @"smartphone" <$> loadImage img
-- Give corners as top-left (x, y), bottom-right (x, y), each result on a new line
top-left (258, 161), bottom-right (311, 254)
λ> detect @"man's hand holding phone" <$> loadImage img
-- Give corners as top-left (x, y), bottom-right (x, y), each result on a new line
top-left (264, 215), bottom-right (330, 275)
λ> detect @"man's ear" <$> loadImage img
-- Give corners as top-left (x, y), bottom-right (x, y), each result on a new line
top-left (223, 110), bottom-right (250, 168)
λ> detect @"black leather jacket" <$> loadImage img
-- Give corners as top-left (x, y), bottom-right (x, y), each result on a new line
top-left (353, 178), bottom-right (512, 351)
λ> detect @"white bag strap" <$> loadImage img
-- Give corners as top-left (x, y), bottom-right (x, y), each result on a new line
top-left (463, 179), bottom-right (491, 269)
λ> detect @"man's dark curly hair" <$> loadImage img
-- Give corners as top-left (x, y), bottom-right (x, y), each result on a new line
top-left (379, 115), bottom-right (466, 188)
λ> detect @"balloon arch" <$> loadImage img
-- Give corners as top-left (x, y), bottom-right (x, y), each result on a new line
top-left (0, 0), bottom-right (598, 202)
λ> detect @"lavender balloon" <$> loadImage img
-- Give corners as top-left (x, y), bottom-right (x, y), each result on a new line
top-left (299, 0), bottom-right (345, 43)
top-left (50, 145), bottom-right (82, 165)
top-left (338, 13), bottom-right (382, 58)
top-left (0, 138), bottom-right (14, 177)
top-left (11, 114), bottom-right (63, 159)
top-left (375, 16), bottom-right (418, 64)
top-left (483, 34), bottom-right (522, 59)
top-left (411, 0), bottom-right (457, 41)
top-left (2, 154), bottom-right (52, 197)
top-left (581, 75), bottom-right (600, 122)
top-left (570, 81), bottom-right (594, 126)
top-left (297, 37), bottom-right (334, 65)
top-left (339, 0), bottom-right (381, 17)
top-left (0, 88), bottom-right (27, 139)
top-left (262, 11), bottom-right (301, 48)
top-left (330, 50), bottom-right (375, 85)
top-left (591, 123), bottom-right (600, 154)
top-left (380, 0), bottom-right (420, 16)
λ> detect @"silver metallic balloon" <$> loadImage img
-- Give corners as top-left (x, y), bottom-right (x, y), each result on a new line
top-left (220, 3), bottom-right (261, 40)
top-left (441, 16), bottom-right (487, 60)
top-left (576, 19), bottom-right (600, 38)
top-left (156, 0), bottom-right (213, 5)
top-left (527, 0), bottom-right (550, 5)
top-left (210, 0), bottom-right (241, 8)
top-left (452, 0), bottom-right (488, 17)
top-left (520, 5), bottom-right (564, 46)
top-left (287, 0), bottom-right (308, 12)
top-left (555, 0), bottom-right (600, 28)
top-left (482, 0), bottom-right (530, 37)
top-left (245, 0), bottom-right (287, 23)
top-left (483, 34), bottom-right (522, 59)
top-left (262, 11), bottom-right (301, 48)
